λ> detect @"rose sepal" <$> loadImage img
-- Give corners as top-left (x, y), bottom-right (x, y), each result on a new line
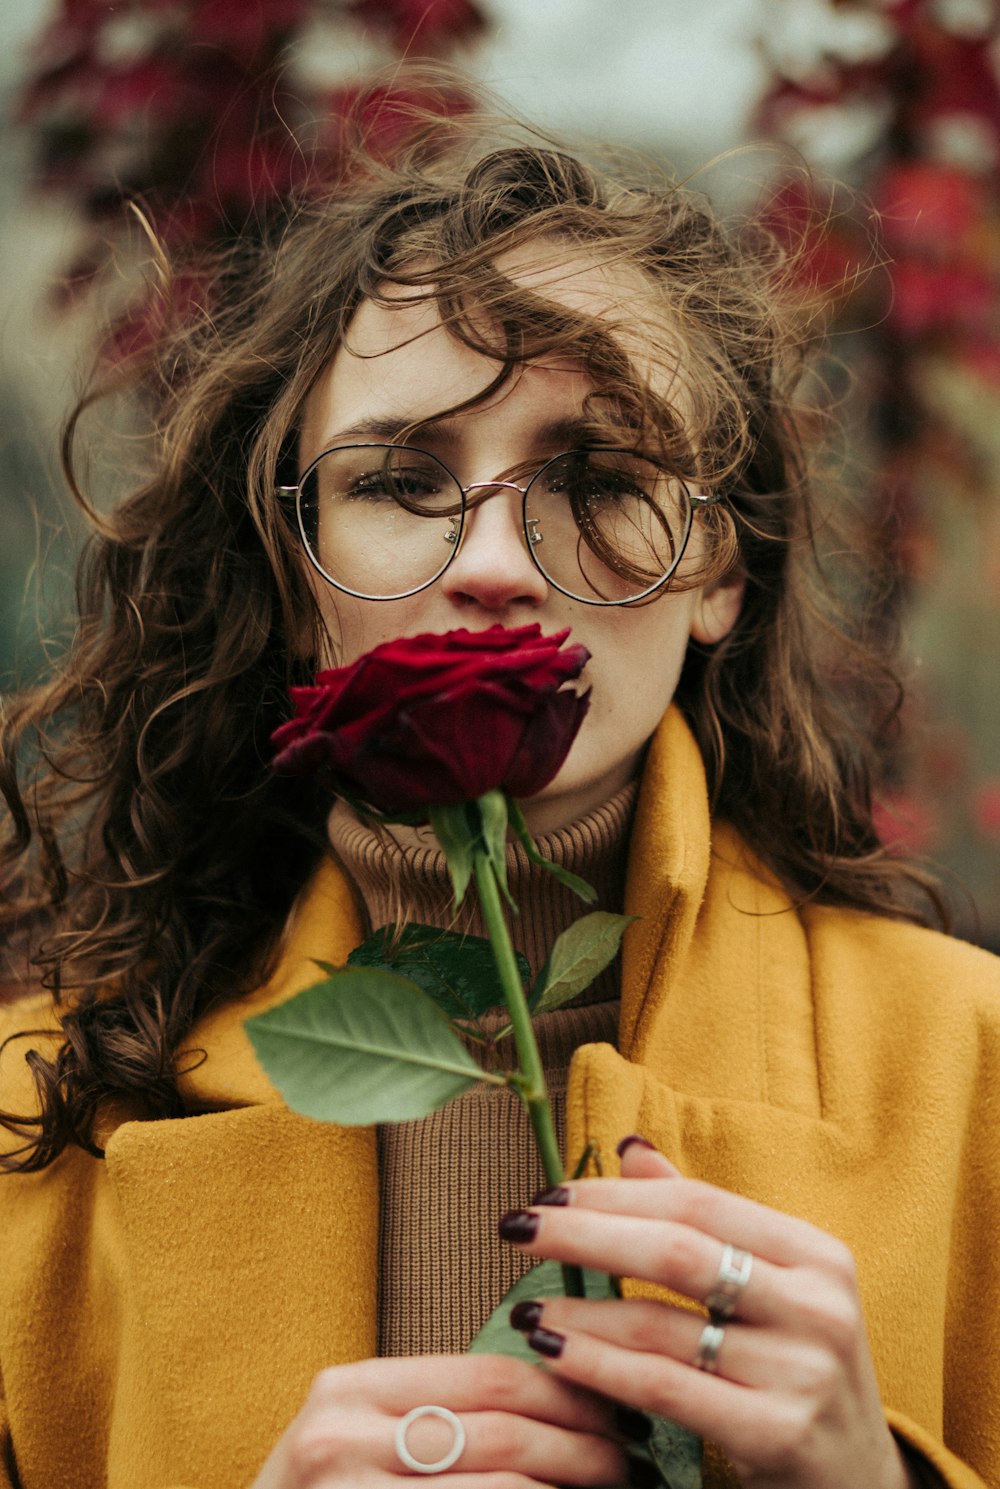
top-left (508, 800), bottom-right (597, 903)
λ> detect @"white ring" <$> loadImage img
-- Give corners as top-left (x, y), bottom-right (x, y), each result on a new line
top-left (694, 1321), bottom-right (726, 1374)
top-left (395, 1404), bottom-right (467, 1475)
top-left (705, 1242), bottom-right (753, 1321)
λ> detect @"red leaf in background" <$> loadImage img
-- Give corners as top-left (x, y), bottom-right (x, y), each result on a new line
top-left (887, 259), bottom-right (994, 335)
top-left (318, 79), bottom-right (474, 175)
top-left (872, 790), bottom-right (939, 856)
top-left (189, 0), bottom-right (311, 60)
top-left (877, 160), bottom-right (985, 253)
top-left (14, 0), bottom-right (489, 358)
top-left (199, 123), bottom-right (304, 213)
top-left (106, 268), bottom-right (207, 364)
top-left (757, 178), bottom-right (864, 301)
top-left (903, 22), bottom-right (1000, 138)
top-left (90, 57), bottom-right (189, 128)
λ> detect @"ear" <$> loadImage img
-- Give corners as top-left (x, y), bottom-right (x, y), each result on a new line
top-left (689, 569), bottom-right (745, 646)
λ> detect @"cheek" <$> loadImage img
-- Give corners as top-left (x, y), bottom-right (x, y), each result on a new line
top-left (588, 602), bottom-right (696, 708)
top-left (311, 585), bottom-right (431, 669)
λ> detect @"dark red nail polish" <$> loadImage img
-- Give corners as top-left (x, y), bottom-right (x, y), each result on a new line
top-left (527, 1326), bottom-right (565, 1359)
top-left (616, 1134), bottom-right (656, 1158)
top-left (614, 1404), bottom-right (653, 1443)
top-left (509, 1300), bottom-right (543, 1332)
top-left (627, 1452), bottom-right (662, 1488)
top-left (530, 1185), bottom-right (570, 1206)
top-left (498, 1209), bottom-right (540, 1243)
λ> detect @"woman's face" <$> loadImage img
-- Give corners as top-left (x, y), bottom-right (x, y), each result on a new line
top-left (299, 249), bottom-right (743, 832)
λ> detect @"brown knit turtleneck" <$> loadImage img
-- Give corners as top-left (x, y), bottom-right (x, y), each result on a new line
top-left (327, 784), bottom-right (637, 1356)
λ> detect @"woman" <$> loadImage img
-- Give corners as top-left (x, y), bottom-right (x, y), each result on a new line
top-left (1, 97), bottom-right (997, 1489)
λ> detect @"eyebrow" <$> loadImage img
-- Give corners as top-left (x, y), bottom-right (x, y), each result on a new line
top-left (320, 413), bottom-right (631, 450)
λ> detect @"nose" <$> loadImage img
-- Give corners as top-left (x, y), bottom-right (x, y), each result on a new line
top-left (439, 482), bottom-right (549, 612)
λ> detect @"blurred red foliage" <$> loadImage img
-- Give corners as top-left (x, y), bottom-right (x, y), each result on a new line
top-left (16, 0), bottom-right (487, 345)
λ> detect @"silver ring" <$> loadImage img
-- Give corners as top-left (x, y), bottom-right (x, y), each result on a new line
top-left (694, 1321), bottom-right (726, 1374)
top-left (704, 1242), bottom-right (753, 1321)
top-left (395, 1405), bottom-right (467, 1475)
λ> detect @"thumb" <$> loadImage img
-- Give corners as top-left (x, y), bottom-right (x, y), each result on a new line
top-left (616, 1134), bottom-right (682, 1180)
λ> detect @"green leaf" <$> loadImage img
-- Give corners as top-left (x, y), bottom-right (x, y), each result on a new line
top-left (646, 1416), bottom-right (703, 1489)
top-left (508, 801), bottom-right (597, 904)
top-left (466, 1260), bottom-right (703, 1488)
top-left (531, 912), bottom-right (636, 1014)
top-left (467, 1258), bottom-right (616, 1361)
top-left (477, 790), bottom-right (513, 906)
top-left (429, 802), bottom-right (478, 906)
top-left (245, 968), bottom-right (496, 1125)
top-left (347, 924), bottom-right (530, 1023)
top-left (527, 951), bottom-right (551, 1012)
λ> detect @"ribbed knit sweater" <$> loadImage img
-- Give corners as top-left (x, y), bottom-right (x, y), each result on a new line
top-left (327, 784), bottom-right (637, 1356)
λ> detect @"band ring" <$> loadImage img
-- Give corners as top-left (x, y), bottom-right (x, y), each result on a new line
top-left (694, 1321), bottom-right (726, 1374)
top-left (704, 1242), bottom-right (753, 1321)
top-left (395, 1404), bottom-right (467, 1475)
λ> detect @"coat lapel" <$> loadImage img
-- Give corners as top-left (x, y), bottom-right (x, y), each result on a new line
top-left (97, 856), bottom-right (377, 1487)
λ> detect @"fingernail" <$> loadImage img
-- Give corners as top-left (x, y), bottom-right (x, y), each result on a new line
top-left (614, 1405), bottom-right (653, 1443)
top-left (498, 1210), bottom-right (540, 1243)
top-left (627, 1452), bottom-right (662, 1488)
top-left (509, 1300), bottom-right (543, 1332)
top-left (530, 1185), bottom-right (570, 1206)
top-left (616, 1134), bottom-right (656, 1158)
top-left (527, 1326), bottom-right (564, 1359)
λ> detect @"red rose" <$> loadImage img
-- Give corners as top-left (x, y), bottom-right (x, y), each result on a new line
top-left (271, 625), bottom-right (591, 813)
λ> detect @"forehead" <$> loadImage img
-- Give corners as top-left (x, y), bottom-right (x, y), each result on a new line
top-left (301, 244), bottom-right (685, 451)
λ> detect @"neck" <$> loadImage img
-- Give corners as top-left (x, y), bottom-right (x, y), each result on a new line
top-left (327, 782), bottom-right (639, 995)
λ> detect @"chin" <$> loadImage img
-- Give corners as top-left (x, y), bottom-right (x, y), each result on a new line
top-left (517, 752), bottom-right (637, 835)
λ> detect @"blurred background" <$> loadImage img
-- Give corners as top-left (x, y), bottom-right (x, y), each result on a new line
top-left (1, 0), bottom-right (998, 945)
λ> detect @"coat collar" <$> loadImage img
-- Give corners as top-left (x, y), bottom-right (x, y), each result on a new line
top-left (618, 707), bottom-right (713, 1059)
top-left (177, 705), bottom-right (760, 1109)
top-left (177, 851), bottom-right (364, 1110)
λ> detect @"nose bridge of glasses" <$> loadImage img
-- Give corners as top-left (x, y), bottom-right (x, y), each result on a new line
top-left (444, 477), bottom-right (541, 563)
top-left (453, 477), bottom-right (529, 533)
top-left (462, 477), bottom-right (529, 508)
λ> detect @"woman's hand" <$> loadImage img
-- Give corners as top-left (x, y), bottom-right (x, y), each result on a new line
top-left (249, 1351), bottom-right (633, 1488)
top-left (498, 1138), bottom-right (918, 1489)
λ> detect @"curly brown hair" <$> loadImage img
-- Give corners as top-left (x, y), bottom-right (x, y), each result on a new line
top-left (0, 89), bottom-right (944, 1171)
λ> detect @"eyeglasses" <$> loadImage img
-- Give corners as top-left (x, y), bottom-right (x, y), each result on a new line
top-left (279, 443), bottom-right (721, 606)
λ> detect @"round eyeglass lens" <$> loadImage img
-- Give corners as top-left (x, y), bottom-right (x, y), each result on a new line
top-left (297, 444), bottom-right (463, 599)
top-left (524, 450), bottom-right (692, 604)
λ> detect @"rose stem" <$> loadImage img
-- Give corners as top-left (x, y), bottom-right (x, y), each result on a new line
top-left (472, 848), bottom-right (585, 1299)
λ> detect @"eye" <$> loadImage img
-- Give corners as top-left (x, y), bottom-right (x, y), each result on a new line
top-left (339, 459), bottom-right (437, 498)
top-left (542, 455), bottom-right (653, 507)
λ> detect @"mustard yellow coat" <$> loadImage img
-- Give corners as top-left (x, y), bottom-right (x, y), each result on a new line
top-left (1, 709), bottom-right (998, 1489)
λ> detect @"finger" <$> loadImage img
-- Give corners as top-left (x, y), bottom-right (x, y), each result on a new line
top-left (391, 1411), bottom-right (627, 1485)
top-left (512, 1295), bottom-right (827, 1392)
top-left (616, 1134), bottom-right (682, 1180)
top-left (310, 1355), bottom-right (616, 1434)
top-left (548, 1174), bottom-right (847, 1271)
top-left (408, 1478), bottom-right (558, 1488)
top-left (499, 1206), bottom-right (782, 1325)
top-left (506, 1319), bottom-right (768, 1461)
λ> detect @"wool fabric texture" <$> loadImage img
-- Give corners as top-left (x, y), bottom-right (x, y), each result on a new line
top-left (0, 708), bottom-right (998, 1488)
